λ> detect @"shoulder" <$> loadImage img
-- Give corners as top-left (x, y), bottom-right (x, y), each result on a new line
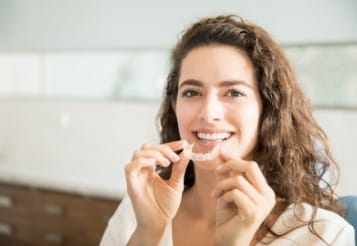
top-left (107, 195), bottom-right (136, 228)
top-left (99, 196), bottom-right (173, 246)
top-left (261, 203), bottom-right (355, 245)
top-left (100, 196), bottom-right (136, 245)
top-left (280, 202), bottom-right (349, 229)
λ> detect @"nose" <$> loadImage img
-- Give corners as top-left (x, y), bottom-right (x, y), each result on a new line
top-left (198, 94), bottom-right (223, 123)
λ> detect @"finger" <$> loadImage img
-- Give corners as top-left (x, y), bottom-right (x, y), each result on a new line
top-left (125, 158), bottom-right (157, 196)
top-left (141, 140), bottom-right (184, 163)
top-left (168, 152), bottom-right (190, 189)
top-left (125, 157), bottom-right (157, 175)
top-left (215, 150), bottom-right (244, 180)
top-left (162, 139), bottom-right (186, 150)
top-left (214, 150), bottom-right (232, 182)
top-left (218, 150), bottom-right (268, 194)
top-left (141, 140), bottom-right (185, 152)
top-left (220, 189), bottom-right (255, 221)
top-left (211, 175), bottom-right (261, 204)
top-left (133, 149), bottom-right (172, 167)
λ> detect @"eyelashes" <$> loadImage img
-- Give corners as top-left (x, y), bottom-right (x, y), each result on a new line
top-left (226, 89), bottom-right (245, 97)
top-left (179, 88), bottom-right (245, 98)
top-left (180, 89), bottom-right (200, 98)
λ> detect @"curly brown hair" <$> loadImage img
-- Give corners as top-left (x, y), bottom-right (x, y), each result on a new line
top-left (157, 14), bottom-right (344, 243)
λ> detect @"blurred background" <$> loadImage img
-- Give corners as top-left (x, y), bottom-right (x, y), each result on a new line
top-left (0, 0), bottom-right (356, 244)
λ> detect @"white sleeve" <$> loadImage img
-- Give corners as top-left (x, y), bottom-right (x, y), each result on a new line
top-left (331, 223), bottom-right (355, 246)
top-left (259, 203), bottom-right (355, 245)
top-left (100, 196), bottom-right (136, 246)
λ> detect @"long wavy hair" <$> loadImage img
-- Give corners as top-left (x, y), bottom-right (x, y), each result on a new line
top-left (157, 14), bottom-right (344, 243)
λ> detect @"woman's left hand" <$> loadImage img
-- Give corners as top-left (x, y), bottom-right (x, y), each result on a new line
top-left (212, 150), bottom-right (276, 246)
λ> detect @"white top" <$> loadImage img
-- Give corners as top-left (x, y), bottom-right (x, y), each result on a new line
top-left (100, 196), bottom-right (355, 246)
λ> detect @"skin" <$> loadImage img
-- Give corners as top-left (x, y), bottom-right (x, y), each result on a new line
top-left (175, 45), bottom-right (262, 166)
top-left (125, 45), bottom-right (276, 245)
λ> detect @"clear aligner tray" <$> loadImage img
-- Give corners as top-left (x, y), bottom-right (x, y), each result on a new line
top-left (182, 140), bottom-right (220, 161)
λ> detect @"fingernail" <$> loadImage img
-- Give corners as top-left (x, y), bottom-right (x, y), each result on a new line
top-left (164, 158), bottom-right (171, 165)
top-left (178, 139), bottom-right (185, 146)
top-left (172, 153), bottom-right (180, 162)
top-left (148, 158), bottom-right (156, 164)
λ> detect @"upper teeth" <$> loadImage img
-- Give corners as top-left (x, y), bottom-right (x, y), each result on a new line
top-left (197, 132), bottom-right (231, 141)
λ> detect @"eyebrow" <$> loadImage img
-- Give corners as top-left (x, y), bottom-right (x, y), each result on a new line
top-left (179, 79), bottom-right (253, 89)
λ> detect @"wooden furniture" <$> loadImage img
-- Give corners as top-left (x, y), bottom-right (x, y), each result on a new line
top-left (0, 182), bottom-right (120, 245)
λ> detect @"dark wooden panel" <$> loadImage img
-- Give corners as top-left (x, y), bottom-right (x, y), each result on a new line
top-left (0, 182), bottom-right (121, 245)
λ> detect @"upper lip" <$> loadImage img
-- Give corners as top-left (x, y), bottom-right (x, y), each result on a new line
top-left (193, 128), bottom-right (234, 134)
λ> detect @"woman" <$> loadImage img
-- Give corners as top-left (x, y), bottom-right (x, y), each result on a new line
top-left (100, 15), bottom-right (354, 245)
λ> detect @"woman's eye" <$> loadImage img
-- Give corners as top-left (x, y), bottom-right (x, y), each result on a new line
top-left (227, 89), bottom-right (244, 97)
top-left (181, 89), bottom-right (200, 98)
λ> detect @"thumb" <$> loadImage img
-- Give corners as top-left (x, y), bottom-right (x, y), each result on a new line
top-left (168, 153), bottom-right (190, 190)
top-left (215, 149), bottom-right (235, 182)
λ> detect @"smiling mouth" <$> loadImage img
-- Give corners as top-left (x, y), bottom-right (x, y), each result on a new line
top-left (194, 131), bottom-right (233, 142)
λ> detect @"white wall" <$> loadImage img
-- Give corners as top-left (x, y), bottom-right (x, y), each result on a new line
top-left (0, 0), bottom-right (356, 51)
top-left (0, 99), bottom-right (356, 195)
top-left (0, 0), bottom-right (356, 196)
top-left (0, 99), bottom-right (159, 166)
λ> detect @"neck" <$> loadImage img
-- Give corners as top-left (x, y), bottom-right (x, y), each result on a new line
top-left (184, 166), bottom-right (219, 226)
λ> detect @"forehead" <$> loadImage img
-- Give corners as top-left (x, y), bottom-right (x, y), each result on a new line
top-left (179, 45), bottom-right (256, 86)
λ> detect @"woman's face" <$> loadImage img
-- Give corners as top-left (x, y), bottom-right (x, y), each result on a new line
top-left (174, 45), bottom-right (262, 169)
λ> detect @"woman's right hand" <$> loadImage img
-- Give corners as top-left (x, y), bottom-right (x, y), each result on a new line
top-left (125, 140), bottom-right (190, 242)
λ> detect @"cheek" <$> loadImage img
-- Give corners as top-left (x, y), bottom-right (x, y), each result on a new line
top-left (175, 104), bottom-right (195, 131)
top-left (245, 109), bottom-right (261, 141)
top-left (245, 99), bottom-right (262, 121)
top-left (232, 104), bottom-right (261, 134)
